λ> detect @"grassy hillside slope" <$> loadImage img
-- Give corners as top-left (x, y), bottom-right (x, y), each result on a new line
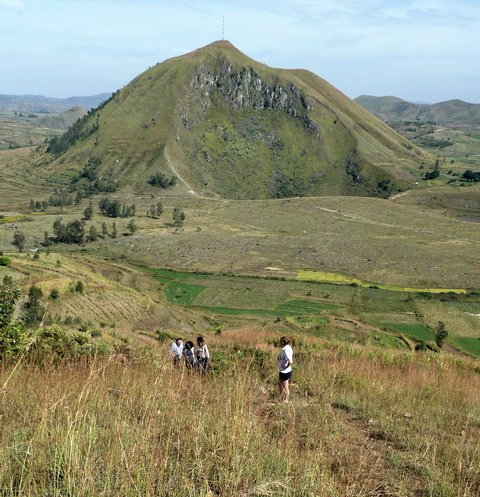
top-left (1, 331), bottom-right (479, 496)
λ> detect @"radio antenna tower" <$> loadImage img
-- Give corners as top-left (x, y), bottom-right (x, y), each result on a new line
top-left (222, 15), bottom-right (225, 40)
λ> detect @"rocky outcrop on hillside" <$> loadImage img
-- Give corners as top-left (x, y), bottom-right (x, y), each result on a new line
top-left (183, 58), bottom-right (318, 133)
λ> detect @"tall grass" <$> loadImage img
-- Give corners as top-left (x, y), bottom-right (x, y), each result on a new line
top-left (1, 338), bottom-right (479, 496)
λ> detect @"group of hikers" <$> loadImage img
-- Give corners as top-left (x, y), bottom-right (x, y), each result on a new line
top-left (169, 335), bottom-right (210, 373)
top-left (169, 334), bottom-right (294, 402)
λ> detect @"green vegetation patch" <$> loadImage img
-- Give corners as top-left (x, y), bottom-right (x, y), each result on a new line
top-left (0, 214), bottom-right (26, 224)
top-left (192, 306), bottom-right (287, 317)
top-left (276, 299), bottom-right (337, 314)
top-left (194, 299), bottom-right (337, 318)
top-left (141, 266), bottom-right (478, 355)
top-left (164, 282), bottom-right (207, 306)
top-left (382, 322), bottom-right (435, 341)
top-left (367, 332), bottom-right (407, 349)
top-left (451, 336), bottom-right (480, 357)
top-left (47, 170), bottom-right (79, 185)
top-left (144, 266), bottom-right (340, 317)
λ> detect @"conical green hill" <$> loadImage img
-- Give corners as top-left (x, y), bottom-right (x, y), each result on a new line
top-left (43, 40), bottom-right (428, 199)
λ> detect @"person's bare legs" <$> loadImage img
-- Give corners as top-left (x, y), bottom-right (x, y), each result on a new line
top-left (278, 378), bottom-right (290, 402)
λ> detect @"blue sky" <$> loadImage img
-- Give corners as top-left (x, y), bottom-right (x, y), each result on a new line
top-left (1, 0), bottom-right (479, 103)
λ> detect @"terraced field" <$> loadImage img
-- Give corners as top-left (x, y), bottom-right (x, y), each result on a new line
top-left (141, 265), bottom-right (480, 357)
top-left (0, 148), bottom-right (49, 211)
top-left (0, 116), bottom-right (61, 150)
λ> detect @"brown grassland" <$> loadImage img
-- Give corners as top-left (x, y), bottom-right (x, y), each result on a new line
top-left (1, 331), bottom-right (479, 497)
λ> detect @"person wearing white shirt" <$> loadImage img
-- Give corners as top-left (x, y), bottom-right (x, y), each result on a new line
top-left (169, 338), bottom-right (183, 368)
top-left (196, 335), bottom-right (210, 374)
top-left (278, 336), bottom-right (293, 402)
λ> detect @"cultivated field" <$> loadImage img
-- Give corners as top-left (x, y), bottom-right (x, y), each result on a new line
top-left (2, 254), bottom-right (479, 357)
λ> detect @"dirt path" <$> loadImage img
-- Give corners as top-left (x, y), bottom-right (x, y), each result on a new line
top-left (203, 213), bottom-right (267, 231)
top-left (389, 190), bottom-right (409, 201)
top-left (327, 402), bottom-right (424, 495)
top-left (312, 204), bottom-right (478, 243)
top-left (164, 147), bottom-right (199, 197)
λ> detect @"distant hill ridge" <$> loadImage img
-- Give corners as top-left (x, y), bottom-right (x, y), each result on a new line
top-left (39, 40), bottom-right (428, 199)
top-left (355, 95), bottom-right (480, 124)
top-left (34, 107), bottom-right (86, 130)
top-left (0, 93), bottom-right (111, 113)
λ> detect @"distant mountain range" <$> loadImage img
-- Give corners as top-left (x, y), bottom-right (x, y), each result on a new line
top-left (355, 95), bottom-right (480, 125)
top-left (0, 93), bottom-right (111, 113)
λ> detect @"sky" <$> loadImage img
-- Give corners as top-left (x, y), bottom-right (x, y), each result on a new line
top-left (1, 0), bottom-right (479, 103)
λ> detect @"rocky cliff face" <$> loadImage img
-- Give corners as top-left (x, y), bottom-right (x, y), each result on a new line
top-left (182, 58), bottom-right (318, 133)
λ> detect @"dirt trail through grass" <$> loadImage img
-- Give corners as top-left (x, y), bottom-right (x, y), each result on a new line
top-left (165, 146), bottom-right (199, 196)
top-left (203, 213), bottom-right (267, 231)
top-left (312, 204), bottom-right (477, 242)
top-left (328, 402), bottom-right (423, 495)
top-left (390, 190), bottom-right (410, 201)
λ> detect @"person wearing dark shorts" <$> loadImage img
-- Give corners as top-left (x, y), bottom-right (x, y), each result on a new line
top-left (278, 336), bottom-right (293, 402)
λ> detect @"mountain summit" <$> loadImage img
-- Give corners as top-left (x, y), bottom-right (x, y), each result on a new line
top-left (44, 41), bottom-right (427, 199)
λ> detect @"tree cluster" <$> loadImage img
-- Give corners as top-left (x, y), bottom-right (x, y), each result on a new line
top-left (1, 278), bottom-right (106, 363)
top-left (29, 199), bottom-right (48, 211)
top-left (423, 160), bottom-right (440, 180)
top-left (23, 285), bottom-right (45, 325)
top-left (52, 218), bottom-right (85, 244)
top-left (47, 114), bottom-right (99, 155)
top-left (147, 201), bottom-right (164, 219)
top-left (71, 157), bottom-right (118, 195)
top-left (45, 91), bottom-right (118, 156)
top-left (29, 193), bottom-right (78, 211)
top-left (12, 232), bottom-right (26, 252)
top-left (172, 206), bottom-right (186, 229)
top-left (424, 169), bottom-right (440, 180)
top-left (435, 321), bottom-right (448, 348)
top-left (99, 198), bottom-right (136, 218)
top-left (148, 171), bottom-right (177, 188)
top-left (0, 282), bottom-right (20, 330)
top-left (462, 170), bottom-right (480, 182)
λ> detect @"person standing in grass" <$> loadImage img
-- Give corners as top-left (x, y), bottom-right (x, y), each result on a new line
top-left (169, 338), bottom-right (184, 368)
top-left (183, 340), bottom-right (197, 369)
top-left (278, 336), bottom-right (293, 402)
top-left (196, 335), bottom-right (210, 374)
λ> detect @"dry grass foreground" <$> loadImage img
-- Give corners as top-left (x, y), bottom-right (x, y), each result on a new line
top-left (1, 330), bottom-right (479, 497)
